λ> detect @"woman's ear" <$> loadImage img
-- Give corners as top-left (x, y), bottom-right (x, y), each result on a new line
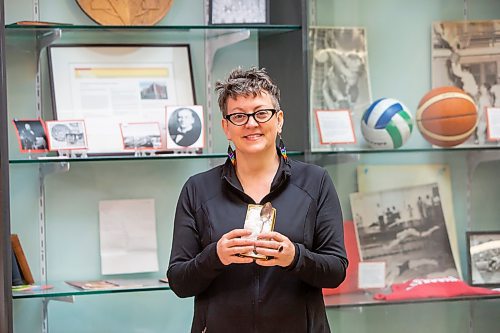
top-left (277, 110), bottom-right (284, 133)
top-left (221, 118), bottom-right (231, 140)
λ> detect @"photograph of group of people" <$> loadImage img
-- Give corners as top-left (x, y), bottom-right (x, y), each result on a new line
top-left (432, 19), bottom-right (500, 146)
top-left (350, 183), bottom-right (458, 285)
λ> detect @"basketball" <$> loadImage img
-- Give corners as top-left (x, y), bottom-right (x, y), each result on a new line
top-left (416, 86), bottom-right (477, 147)
top-left (361, 98), bottom-right (414, 149)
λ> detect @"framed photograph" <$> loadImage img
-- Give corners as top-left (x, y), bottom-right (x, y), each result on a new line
top-left (315, 109), bottom-right (356, 144)
top-left (166, 105), bottom-right (204, 149)
top-left (467, 231), bottom-right (500, 287)
top-left (431, 20), bottom-right (500, 147)
top-left (240, 203), bottom-right (276, 260)
top-left (120, 122), bottom-right (162, 151)
top-left (350, 182), bottom-right (459, 286)
top-left (45, 120), bottom-right (88, 151)
top-left (309, 27), bottom-right (372, 152)
top-left (12, 118), bottom-right (48, 153)
top-left (47, 44), bottom-right (195, 155)
top-left (209, 0), bottom-right (269, 25)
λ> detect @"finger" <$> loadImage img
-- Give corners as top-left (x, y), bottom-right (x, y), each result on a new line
top-left (230, 255), bottom-right (254, 264)
top-left (254, 246), bottom-right (281, 257)
top-left (258, 231), bottom-right (285, 242)
top-left (254, 239), bottom-right (280, 249)
top-left (225, 228), bottom-right (253, 239)
top-left (226, 245), bottom-right (256, 256)
top-left (225, 237), bottom-right (255, 248)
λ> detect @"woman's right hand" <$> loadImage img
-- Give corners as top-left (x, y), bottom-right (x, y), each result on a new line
top-left (217, 229), bottom-right (256, 265)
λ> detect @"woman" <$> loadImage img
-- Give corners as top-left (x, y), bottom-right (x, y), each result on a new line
top-left (167, 67), bottom-right (347, 333)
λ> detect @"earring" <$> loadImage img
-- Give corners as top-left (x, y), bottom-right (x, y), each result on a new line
top-left (227, 142), bottom-right (236, 166)
top-left (278, 134), bottom-right (287, 161)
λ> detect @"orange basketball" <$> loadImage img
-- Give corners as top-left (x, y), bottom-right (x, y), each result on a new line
top-left (416, 86), bottom-right (477, 147)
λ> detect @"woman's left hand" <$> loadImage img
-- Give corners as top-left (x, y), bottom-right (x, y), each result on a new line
top-left (253, 231), bottom-right (295, 267)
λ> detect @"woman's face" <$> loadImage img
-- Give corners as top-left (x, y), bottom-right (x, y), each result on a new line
top-left (222, 91), bottom-right (283, 157)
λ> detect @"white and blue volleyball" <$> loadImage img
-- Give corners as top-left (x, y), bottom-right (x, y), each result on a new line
top-left (361, 98), bottom-right (414, 149)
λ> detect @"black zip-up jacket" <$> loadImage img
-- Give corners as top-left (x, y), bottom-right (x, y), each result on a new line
top-left (167, 154), bottom-right (348, 333)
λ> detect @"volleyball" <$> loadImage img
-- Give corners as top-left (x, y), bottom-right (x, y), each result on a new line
top-left (416, 86), bottom-right (477, 147)
top-left (361, 98), bottom-right (414, 149)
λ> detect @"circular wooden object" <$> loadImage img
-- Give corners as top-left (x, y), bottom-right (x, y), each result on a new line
top-left (76, 0), bottom-right (174, 26)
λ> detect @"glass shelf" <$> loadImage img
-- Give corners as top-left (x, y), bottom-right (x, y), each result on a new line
top-left (12, 279), bottom-right (170, 299)
top-left (4, 24), bottom-right (301, 40)
top-left (310, 146), bottom-right (500, 155)
top-left (8, 151), bottom-right (305, 164)
top-left (324, 291), bottom-right (500, 308)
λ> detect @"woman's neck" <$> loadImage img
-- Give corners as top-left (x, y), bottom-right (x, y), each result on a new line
top-left (235, 148), bottom-right (279, 177)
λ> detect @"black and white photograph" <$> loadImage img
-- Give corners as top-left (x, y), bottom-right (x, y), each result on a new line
top-left (432, 20), bottom-right (500, 146)
top-left (309, 27), bottom-right (372, 151)
top-left (209, 0), bottom-right (269, 25)
top-left (166, 105), bottom-right (204, 149)
top-left (467, 231), bottom-right (500, 287)
top-left (12, 119), bottom-right (48, 153)
top-left (46, 120), bottom-right (87, 151)
top-left (120, 122), bottom-right (162, 150)
top-left (350, 183), bottom-right (459, 285)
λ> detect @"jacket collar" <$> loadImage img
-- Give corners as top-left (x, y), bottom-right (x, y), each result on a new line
top-left (221, 147), bottom-right (291, 194)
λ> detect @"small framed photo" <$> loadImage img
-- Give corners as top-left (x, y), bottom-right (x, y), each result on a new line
top-left (166, 105), bottom-right (204, 150)
top-left (240, 203), bottom-right (276, 260)
top-left (315, 109), bottom-right (356, 144)
top-left (467, 231), bottom-right (500, 287)
top-left (120, 122), bottom-right (162, 151)
top-left (209, 0), bottom-right (269, 25)
top-left (12, 119), bottom-right (49, 153)
top-left (45, 120), bottom-right (88, 151)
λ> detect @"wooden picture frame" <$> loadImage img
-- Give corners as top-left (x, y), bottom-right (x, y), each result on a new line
top-left (47, 44), bottom-right (195, 155)
top-left (467, 231), bottom-right (500, 287)
top-left (10, 234), bottom-right (34, 285)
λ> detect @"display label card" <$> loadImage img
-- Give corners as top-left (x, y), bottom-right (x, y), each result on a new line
top-left (315, 109), bottom-right (356, 144)
top-left (358, 262), bottom-right (386, 289)
top-left (486, 107), bottom-right (500, 141)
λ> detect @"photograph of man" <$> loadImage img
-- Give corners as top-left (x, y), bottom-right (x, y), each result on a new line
top-left (13, 119), bottom-right (48, 152)
top-left (167, 106), bottom-right (203, 148)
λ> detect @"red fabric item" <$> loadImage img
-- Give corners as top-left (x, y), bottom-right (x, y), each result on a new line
top-left (323, 221), bottom-right (360, 295)
top-left (374, 276), bottom-right (500, 301)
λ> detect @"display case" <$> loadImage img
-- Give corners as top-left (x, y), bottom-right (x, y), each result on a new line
top-left (1, 0), bottom-right (500, 332)
top-left (307, 1), bottom-right (500, 332)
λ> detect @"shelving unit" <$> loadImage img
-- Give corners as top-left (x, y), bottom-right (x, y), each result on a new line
top-left (1, 0), bottom-right (500, 332)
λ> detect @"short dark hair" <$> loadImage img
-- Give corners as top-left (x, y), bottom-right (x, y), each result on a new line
top-left (215, 67), bottom-right (280, 116)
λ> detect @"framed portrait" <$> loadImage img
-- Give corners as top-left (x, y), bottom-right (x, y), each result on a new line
top-left (47, 44), bottom-right (195, 155)
top-left (120, 122), bottom-right (162, 151)
top-left (209, 0), bottom-right (269, 25)
top-left (45, 120), bottom-right (88, 151)
top-left (12, 118), bottom-right (49, 153)
top-left (165, 105), bottom-right (204, 149)
top-left (467, 231), bottom-right (500, 287)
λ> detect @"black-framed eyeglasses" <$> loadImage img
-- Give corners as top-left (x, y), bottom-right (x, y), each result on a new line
top-left (224, 109), bottom-right (277, 126)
